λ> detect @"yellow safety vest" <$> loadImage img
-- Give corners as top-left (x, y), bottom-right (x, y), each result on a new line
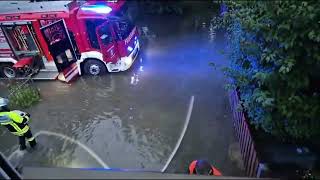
top-left (0, 111), bottom-right (29, 136)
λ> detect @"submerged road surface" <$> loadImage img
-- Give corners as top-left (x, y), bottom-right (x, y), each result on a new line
top-left (0, 5), bottom-right (244, 177)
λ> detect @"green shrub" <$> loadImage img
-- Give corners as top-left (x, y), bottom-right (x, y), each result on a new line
top-left (219, 1), bottom-right (320, 141)
top-left (8, 84), bottom-right (40, 109)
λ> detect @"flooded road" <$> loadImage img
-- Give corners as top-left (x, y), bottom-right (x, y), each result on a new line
top-left (0, 2), bottom-right (244, 177)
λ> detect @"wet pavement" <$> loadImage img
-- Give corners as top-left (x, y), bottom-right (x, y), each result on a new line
top-left (0, 3), bottom-right (244, 177)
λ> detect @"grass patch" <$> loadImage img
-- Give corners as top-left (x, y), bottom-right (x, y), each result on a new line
top-left (8, 84), bottom-right (40, 109)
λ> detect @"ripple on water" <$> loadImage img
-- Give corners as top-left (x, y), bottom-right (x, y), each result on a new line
top-left (77, 112), bottom-right (173, 170)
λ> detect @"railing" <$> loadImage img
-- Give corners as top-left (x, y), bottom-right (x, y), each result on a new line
top-left (5, 77), bottom-right (40, 109)
top-left (8, 77), bottom-right (35, 96)
top-left (0, 152), bottom-right (22, 179)
top-left (229, 90), bottom-right (268, 177)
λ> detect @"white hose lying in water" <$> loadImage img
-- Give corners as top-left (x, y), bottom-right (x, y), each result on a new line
top-left (8, 96), bottom-right (195, 172)
top-left (8, 130), bottom-right (109, 169)
top-left (161, 96), bottom-right (195, 173)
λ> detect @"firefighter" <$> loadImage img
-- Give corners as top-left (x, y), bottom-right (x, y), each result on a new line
top-left (0, 97), bottom-right (37, 150)
top-left (188, 160), bottom-right (222, 176)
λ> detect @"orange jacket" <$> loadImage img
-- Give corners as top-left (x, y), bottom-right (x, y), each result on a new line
top-left (189, 160), bottom-right (222, 176)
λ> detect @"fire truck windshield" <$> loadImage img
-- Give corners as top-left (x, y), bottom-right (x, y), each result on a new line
top-left (86, 19), bottom-right (105, 49)
top-left (113, 19), bottom-right (134, 41)
top-left (85, 18), bottom-right (134, 49)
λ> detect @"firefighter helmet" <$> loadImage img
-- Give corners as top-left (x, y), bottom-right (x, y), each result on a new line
top-left (0, 97), bottom-right (9, 107)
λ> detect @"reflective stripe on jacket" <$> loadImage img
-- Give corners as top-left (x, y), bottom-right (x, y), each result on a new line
top-left (189, 160), bottom-right (222, 176)
top-left (0, 111), bottom-right (29, 136)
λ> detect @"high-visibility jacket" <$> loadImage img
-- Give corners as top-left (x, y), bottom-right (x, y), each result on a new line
top-left (0, 110), bottom-right (30, 136)
top-left (189, 160), bottom-right (222, 176)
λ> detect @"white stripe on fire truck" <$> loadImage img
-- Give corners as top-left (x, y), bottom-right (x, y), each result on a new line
top-left (64, 64), bottom-right (78, 77)
top-left (65, 66), bottom-right (79, 82)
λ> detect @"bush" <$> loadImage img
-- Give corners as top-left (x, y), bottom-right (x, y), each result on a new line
top-left (8, 84), bottom-right (40, 109)
top-left (219, 1), bottom-right (320, 141)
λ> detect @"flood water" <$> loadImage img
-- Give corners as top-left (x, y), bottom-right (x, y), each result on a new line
top-left (0, 2), bottom-right (244, 177)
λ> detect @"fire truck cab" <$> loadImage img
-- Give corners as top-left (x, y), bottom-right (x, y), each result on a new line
top-left (0, 0), bottom-right (139, 82)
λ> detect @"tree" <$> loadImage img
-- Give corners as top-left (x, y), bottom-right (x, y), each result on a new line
top-left (220, 1), bottom-right (320, 141)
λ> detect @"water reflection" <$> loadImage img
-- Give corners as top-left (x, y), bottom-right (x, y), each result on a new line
top-left (130, 74), bottom-right (139, 85)
top-left (139, 66), bottom-right (144, 72)
top-left (10, 135), bottom-right (102, 169)
top-left (79, 105), bottom-right (173, 170)
top-left (209, 19), bottom-right (217, 43)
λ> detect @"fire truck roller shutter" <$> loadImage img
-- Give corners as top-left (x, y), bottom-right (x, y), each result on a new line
top-left (0, 62), bottom-right (15, 78)
top-left (83, 58), bottom-right (107, 76)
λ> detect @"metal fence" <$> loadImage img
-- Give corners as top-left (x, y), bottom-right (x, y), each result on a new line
top-left (7, 77), bottom-right (35, 96)
top-left (0, 152), bottom-right (22, 179)
top-left (5, 77), bottom-right (40, 109)
top-left (229, 90), bottom-right (268, 177)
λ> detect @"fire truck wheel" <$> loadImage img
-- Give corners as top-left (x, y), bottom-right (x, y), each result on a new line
top-left (0, 63), bottom-right (16, 78)
top-left (83, 59), bottom-right (107, 76)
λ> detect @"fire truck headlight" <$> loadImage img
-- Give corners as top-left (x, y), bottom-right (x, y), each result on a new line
top-left (124, 57), bottom-right (132, 65)
top-left (127, 46), bottom-right (133, 53)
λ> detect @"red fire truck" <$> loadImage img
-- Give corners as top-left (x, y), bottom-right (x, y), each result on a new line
top-left (0, 0), bottom-right (140, 82)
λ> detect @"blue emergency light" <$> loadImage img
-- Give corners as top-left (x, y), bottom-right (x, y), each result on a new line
top-left (81, 5), bottom-right (112, 14)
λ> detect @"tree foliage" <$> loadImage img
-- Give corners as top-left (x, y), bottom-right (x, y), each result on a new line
top-left (220, 1), bottom-right (320, 140)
